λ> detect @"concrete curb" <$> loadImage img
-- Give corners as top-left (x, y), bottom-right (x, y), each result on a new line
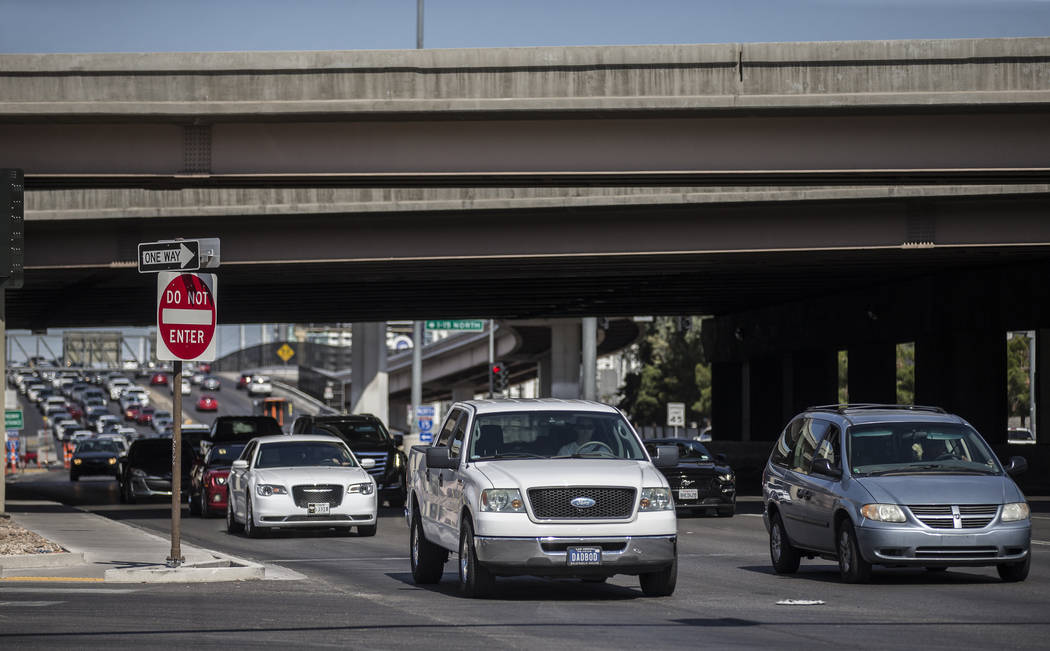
top-left (0, 551), bottom-right (86, 570)
top-left (104, 558), bottom-right (265, 584)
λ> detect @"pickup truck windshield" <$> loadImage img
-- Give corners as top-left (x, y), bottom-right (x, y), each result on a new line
top-left (468, 411), bottom-right (646, 461)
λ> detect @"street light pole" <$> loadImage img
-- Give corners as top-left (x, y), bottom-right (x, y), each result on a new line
top-left (416, 0), bottom-right (424, 49)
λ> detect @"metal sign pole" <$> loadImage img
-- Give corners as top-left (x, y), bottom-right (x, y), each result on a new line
top-left (488, 319), bottom-right (495, 399)
top-left (167, 360), bottom-right (184, 567)
top-left (0, 287), bottom-right (6, 515)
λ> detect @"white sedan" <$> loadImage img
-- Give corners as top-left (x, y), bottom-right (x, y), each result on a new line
top-left (225, 434), bottom-right (378, 538)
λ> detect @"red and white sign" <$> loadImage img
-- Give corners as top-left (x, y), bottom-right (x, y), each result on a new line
top-left (156, 272), bottom-right (218, 362)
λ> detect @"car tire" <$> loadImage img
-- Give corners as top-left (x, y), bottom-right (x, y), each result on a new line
top-left (226, 495), bottom-right (242, 533)
top-left (769, 512), bottom-right (800, 574)
top-left (188, 490), bottom-right (201, 516)
top-left (717, 506), bottom-right (735, 517)
top-left (199, 492), bottom-right (213, 518)
top-left (458, 518), bottom-right (495, 598)
top-left (837, 520), bottom-right (872, 584)
top-left (358, 524), bottom-right (377, 537)
top-left (244, 493), bottom-right (268, 538)
top-left (123, 480), bottom-right (136, 505)
top-left (410, 510), bottom-right (447, 584)
top-left (639, 554), bottom-right (677, 597)
top-left (997, 554), bottom-right (1030, 582)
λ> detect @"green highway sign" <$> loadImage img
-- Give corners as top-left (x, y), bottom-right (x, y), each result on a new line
top-left (425, 319), bottom-right (486, 331)
top-left (5, 409), bottom-right (23, 430)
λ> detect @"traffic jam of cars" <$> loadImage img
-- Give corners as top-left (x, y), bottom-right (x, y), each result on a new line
top-left (9, 363), bottom-right (1035, 597)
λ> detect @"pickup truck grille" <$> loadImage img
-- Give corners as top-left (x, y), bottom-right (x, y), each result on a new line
top-left (292, 484), bottom-right (344, 508)
top-left (527, 487), bottom-right (636, 519)
top-left (354, 451), bottom-right (388, 478)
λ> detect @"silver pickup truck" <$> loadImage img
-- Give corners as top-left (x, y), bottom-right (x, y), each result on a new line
top-left (406, 398), bottom-right (680, 597)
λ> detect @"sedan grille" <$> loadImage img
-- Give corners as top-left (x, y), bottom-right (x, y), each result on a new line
top-left (292, 484), bottom-right (343, 508)
top-left (527, 487), bottom-right (636, 520)
top-left (907, 504), bottom-right (998, 529)
top-left (354, 451), bottom-right (388, 478)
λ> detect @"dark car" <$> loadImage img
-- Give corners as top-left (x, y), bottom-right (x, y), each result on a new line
top-left (71, 438), bottom-right (123, 481)
top-left (291, 413), bottom-right (406, 507)
top-left (188, 442), bottom-right (246, 517)
top-left (205, 415), bottom-right (283, 452)
top-left (201, 376), bottom-right (221, 391)
top-left (645, 438), bottom-right (736, 517)
top-left (118, 438), bottom-right (193, 504)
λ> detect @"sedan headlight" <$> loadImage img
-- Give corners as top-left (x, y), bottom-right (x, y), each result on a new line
top-left (347, 482), bottom-right (375, 495)
top-left (1001, 502), bottom-right (1030, 522)
top-left (480, 488), bottom-right (525, 512)
top-left (861, 503), bottom-right (906, 523)
top-left (256, 484), bottom-right (287, 497)
top-left (107, 457), bottom-right (117, 465)
top-left (718, 472), bottom-right (734, 483)
top-left (639, 487), bottom-right (673, 511)
top-left (73, 458), bottom-right (83, 465)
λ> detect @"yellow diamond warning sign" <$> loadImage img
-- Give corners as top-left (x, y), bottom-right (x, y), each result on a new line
top-left (276, 343), bottom-right (295, 362)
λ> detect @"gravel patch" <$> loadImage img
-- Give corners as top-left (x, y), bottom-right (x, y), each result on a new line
top-left (0, 518), bottom-right (65, 556)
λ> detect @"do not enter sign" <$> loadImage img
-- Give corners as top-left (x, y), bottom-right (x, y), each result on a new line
top-left (156, 272), bottom-right (218, 362)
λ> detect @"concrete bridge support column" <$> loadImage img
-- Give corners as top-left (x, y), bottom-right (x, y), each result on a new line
top-left (350, 322), bottom-right (388, 424)
top-left (451, 382), bottom-right (475, 402)
top-left (788, 349), bottom-right (839, 417)
top-left (388, 398), bottom-right (410, 432)
top-left (1036, 329), bottom-right (1050, 441)
top-left (550, 319), bottom-right (581, 399)
top-left (748, 356), bottom-right (786, 441)
top-left (916, 330), bottom-right (1007, 444)
top-left (848, 343), bottom-right (898, 405)
top-left (536, 355), bottom-right (552, 398)
top-left (711, 361), bottom-right (745, 441)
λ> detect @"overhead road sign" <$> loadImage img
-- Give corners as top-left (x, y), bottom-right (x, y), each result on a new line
top-left (156, 272), bottom-right (218, 362)
top-left (138, 238), bottom-right (221, 273)
top-left (5, 410), bottom-right (23, 430)
top-left (426, 319), bottom-right (485, 331)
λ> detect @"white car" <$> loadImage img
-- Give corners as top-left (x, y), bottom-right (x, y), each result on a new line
top-left (120, 389), bottom-right (149, 410)
top-left (108, 378), bottom-right (132, 400)
top-left (247, 376), bottom-right (273, 397)
top-left (226, 434), bottom-right (378, 538)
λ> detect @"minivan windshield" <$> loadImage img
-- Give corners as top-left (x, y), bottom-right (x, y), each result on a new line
top-left (848, 422), bottom-right (1002, 476)
top-left (468, 411), bottom-right (646, 461)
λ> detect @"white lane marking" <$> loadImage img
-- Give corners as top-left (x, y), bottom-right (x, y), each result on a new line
top-left (0, 601), bottom-right (64, 607)
top-left (161, 308), bottom-right (211, 325)
top-left (739, 513), bottom-right (765, 517)
top-left (1031, 540), bottom-right (1050, 546)
top-left (1031, 516), bottom-right (1050, 520)
top-left (777, 599), bottom-right (825, 606)
top-left (0, 588), bottom-right (138, 594)
top-left (266, 557), bottom-right (409, 563)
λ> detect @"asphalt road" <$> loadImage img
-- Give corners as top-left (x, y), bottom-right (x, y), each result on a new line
top-left (4, 468), bottom-right (1049, 649)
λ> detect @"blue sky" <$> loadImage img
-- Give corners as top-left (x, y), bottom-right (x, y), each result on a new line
top-left (1, 0), bottom-right (1048, 53)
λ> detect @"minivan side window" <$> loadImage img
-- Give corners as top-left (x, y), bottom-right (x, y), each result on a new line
top-left (813, 424), bottom-right (842, 471)
top-left (772, 419), bottom-right (805, 467)
top-left (792, 419), bottom-right (831, 473)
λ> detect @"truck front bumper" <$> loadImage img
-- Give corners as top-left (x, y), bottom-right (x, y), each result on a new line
top-left (474, 535), bottom-right (676, 577)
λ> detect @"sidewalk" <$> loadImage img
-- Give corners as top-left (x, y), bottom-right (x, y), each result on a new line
top-left (0, 500), bottom-right (277, 583)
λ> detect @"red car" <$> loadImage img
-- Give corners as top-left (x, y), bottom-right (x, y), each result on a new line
top-left (125, 404), bottom-right (143, 422)
top-left (196, 395), bottom-right (218, 412)
top-left (236, 373), bottom-right (252, 390)
top-left (66, 402), bottom-right (83, 422)
top-left (198, 363), bottom-right (212, 374)
top-left (149, 373), bottom-right (168, 386)
top-left (135, 406), bottom-right (157, 425)
top-left (188, 443), bottom-right (246, 517)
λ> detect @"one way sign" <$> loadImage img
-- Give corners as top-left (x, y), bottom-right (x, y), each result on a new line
top-left (137, 239), bottom-right (221, 273)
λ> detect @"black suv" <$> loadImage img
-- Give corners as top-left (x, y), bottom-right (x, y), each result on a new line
top-left (118, 438), bottom-right (193, 504)
top-left (291, 413), bottom-right (406, 507)
top-left (203, 415), bottom-right (283, 455)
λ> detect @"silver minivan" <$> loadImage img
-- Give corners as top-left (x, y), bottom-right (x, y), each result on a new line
top-left (763, 405), bottom-right (1031, 583)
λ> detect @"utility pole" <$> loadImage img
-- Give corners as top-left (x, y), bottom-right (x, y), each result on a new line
top-left (411, 320), bottom-right (422, 442)
top-left (416, 0), bottom-right (424, 49)
top-left (488, 319), bottom-right (495, 399)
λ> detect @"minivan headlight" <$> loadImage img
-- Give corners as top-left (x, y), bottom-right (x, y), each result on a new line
top-left (861, 503), bottom-right (906, 523)
top-left (480, 489), bottom-right (525, 512)
top-left (640, 487), bottom-right (673, 511)
top-left (1001, 502), bottom-right (1030, 522)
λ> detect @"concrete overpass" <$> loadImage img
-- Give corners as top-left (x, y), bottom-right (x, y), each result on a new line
top-left (3, 37), bottom-right (1050, 454)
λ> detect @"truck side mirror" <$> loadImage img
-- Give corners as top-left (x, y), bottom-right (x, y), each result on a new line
top-left (426, 446), bottom-right (457, 469)
top-left (652, 445), bottom-right (679, 469)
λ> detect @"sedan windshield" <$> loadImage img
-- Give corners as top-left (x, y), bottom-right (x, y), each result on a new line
top-left (848, 422), bottom-right (1002, 476)
top-left (255, 441), bottom-right (356, 468)
top-left (76, 440), bottom-right (122, 454)
top-left (468, 411), bottom-right (646, 461)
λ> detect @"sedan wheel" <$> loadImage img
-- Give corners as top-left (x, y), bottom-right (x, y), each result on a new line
top-left (244, 493), bottom-right (267, 538)
top-left (225, 495), bottom-right (242, 533)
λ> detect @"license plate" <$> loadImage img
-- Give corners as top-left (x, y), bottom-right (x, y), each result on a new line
top-left (567, 547), bottom-right (602, 566)
top-left (678, 489), bottom-right (698, 500)
top-left (307, 502), bottom-right (330, 515)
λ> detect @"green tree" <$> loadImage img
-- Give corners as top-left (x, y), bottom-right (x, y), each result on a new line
top-left (896, 342), bottom-right (914, 405)
top-left (1006, 334), bottom-right (1031, 422)
top-left (618, 317), bottom-right (711, 427)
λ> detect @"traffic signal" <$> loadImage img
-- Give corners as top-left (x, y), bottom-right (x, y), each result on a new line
top-left (491, 362), bottom-right (509, 393)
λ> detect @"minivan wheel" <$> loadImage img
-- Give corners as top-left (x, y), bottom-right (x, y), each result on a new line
top-left (837, 521), bottom-right (872, 584)
top-left (769, 512), bottom-right (801, 574)
top-left (997, 554), bottom-right (1030, 582)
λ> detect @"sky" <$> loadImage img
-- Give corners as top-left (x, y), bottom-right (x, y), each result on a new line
top-left (0, 0), bottom-right (1048, 53)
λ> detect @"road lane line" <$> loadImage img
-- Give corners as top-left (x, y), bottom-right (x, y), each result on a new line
top-left (0, 601), bottom-right (64, 607)
top-left (267, 557), bottom-right (409, 563)
top-left (0, 577), bottom-right (105, 583)
top-left (0, 587), bottom-right (137, 594)
top-left (1031, 516), bottom-right (1050, 520)
top-left (1031, 540), bottom-right (1050, 546)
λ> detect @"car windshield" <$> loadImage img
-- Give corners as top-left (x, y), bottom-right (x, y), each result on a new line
top-left (76, 440), bottom-right (122, 454)
top-left (254, 441), bottom-right (356, 468)
top-left (314, 421), bottom-right (389, 443)
top-left (468, 411), bottom-right (646, 461)
top-left (213, 417), bottom-right (283, 440)
top-left (206, 444), bottom-right (246, 466)
top-left (647, 440), bottom-right (712, 462)
top-left (848, 422), bottom-right (1003, 476)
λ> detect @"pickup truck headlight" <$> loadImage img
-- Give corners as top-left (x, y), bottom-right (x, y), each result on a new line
top-left (1001, 502), bottom-right (1030, 522)
top-left (347, 482), bottom-right (375, 495)
top-left (481, 488), bottom-right (525, 513)
top-left (256, 484), bottom-right (288, 497)
top-left (861, 503), bottom-right (906, 522)
top-left (639, 488), bottom-right (673, 511)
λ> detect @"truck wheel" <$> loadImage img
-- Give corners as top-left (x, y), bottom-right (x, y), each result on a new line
top-left (769, 512), bottom-right (800, 574)
top-left (459, 518), bottom-right (495, 598)
top-left (410, 511), bottom-right (446, 584)
top-left (639, 554), bottom-right (677, 597)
